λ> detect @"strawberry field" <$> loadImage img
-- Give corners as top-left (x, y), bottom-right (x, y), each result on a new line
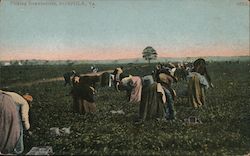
top-left (1, 61), bottom-right (250, 155)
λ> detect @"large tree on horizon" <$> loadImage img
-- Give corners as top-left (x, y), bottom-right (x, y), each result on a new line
top-left (142, 46), bottom-right (157, 64)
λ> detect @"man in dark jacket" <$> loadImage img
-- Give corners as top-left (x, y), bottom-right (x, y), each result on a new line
top-left (63, 70), bottom-right (76, 86)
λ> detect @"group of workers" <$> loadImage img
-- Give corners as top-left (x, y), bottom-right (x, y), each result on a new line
top-left (70, 58), bottom-right (212, 123)
top-left (110, 58), bottom-right (212, 121)
top-left (0, 58), bottom-right (212, 154)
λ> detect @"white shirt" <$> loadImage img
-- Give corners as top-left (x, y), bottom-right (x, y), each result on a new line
top-left (0, 90), bottom-right (30, 130)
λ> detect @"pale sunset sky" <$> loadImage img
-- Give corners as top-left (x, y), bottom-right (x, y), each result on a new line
top-left (0, 0), bottom-right (249, 60)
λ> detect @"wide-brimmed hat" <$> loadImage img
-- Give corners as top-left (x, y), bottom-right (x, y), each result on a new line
top-left (193, 58), bottom-right (206, 66)
top-left (159, 67), bottom-right (177, 82)
top-left (159, 71), bottom-right (177, 84)
top-left (159, 73), bottom-right (172, 84)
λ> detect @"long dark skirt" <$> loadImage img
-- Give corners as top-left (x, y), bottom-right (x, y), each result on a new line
top-left (73, 97), bottom-right (96, 114)
top-left (139, 83), bottom-right (166, 121)
top-left (71, 83), bottom-right (96, 113)
top-left (100, 72), bottom-right (110, 87)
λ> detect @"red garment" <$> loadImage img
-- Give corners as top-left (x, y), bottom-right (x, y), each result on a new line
top-left (129, 76), bottom-right (142, 103)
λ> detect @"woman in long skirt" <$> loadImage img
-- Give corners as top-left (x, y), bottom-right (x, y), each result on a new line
top-left (121, 75), bottom-right (142, 103)
top-left (0, 92), bottom-right (20, 154)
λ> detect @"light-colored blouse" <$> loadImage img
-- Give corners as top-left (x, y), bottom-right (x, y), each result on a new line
top-left (0, 90), bottom-right (30, 130)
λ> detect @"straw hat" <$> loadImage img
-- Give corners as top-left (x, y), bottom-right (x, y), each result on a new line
top-left (159, 73), bottom-right (172, 84)
top-left (159, 67), bottom-right (177, 82)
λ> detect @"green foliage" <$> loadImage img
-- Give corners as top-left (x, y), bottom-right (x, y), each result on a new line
top-left (0, 64), bottom-right (117, 87)
top-left (2, 62), bottom-right (250, 155)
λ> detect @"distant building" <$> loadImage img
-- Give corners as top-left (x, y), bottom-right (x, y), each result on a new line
top-left (18, 61), bottom-right (23, 66)
top-left (3, 62), bottom-right (11, 66)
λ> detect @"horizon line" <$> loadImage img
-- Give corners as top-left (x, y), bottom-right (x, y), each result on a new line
top-left (0, 55), bottom-right (249, 62)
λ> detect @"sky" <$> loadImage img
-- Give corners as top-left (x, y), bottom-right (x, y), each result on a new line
top-left (0, 0), bottom-right (249, 60)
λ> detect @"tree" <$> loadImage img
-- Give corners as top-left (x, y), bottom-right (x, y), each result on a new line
top-left (142, 46), bottom-right (157, 64)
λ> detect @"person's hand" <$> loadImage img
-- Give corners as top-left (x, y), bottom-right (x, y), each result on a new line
top-left (210, 83), bottom-right (214, 88)
top-left (26, 130), bottom-right (33, 136)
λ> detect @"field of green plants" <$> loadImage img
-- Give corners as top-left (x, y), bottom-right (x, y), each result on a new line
top-left (0, 61), bottom-right (250, 155)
